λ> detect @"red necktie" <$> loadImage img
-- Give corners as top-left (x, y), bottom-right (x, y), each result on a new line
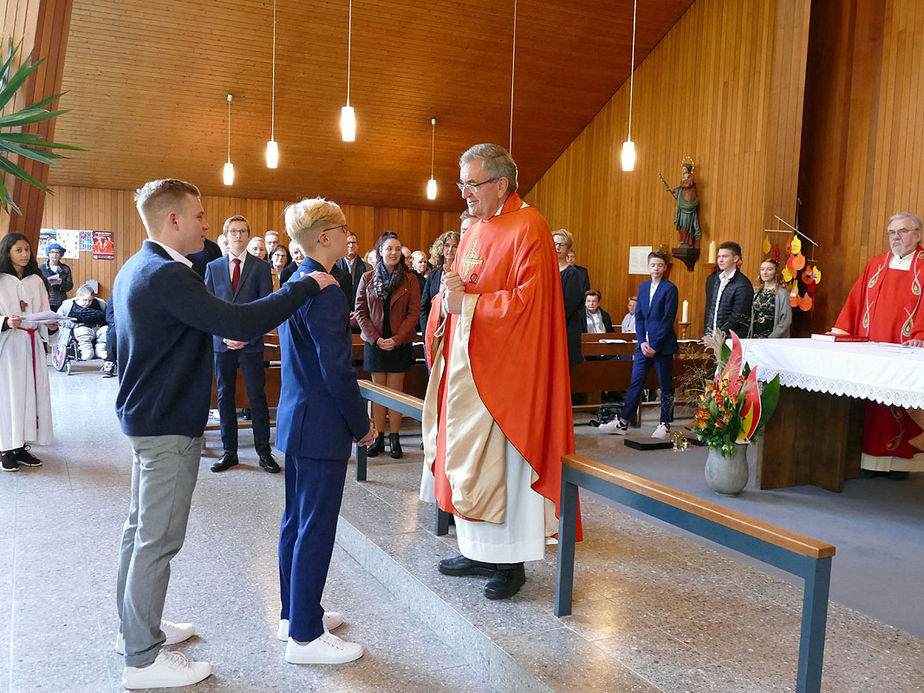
top-left (231, 257), bottom-right (241, 294)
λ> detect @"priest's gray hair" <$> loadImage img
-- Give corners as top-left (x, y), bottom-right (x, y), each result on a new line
top-left (460, 143), bottom-right (518, 194)
top-left (889, 212), bottom-right (923, 230)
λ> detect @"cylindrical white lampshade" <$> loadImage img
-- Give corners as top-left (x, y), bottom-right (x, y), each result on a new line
top-left (340, 106), bottom-right (356, 142)
top-left (223, 162), bottom-right (235, 186)
top-left (426, 178), bottom-right (437, 200)
top-left (621, 140), bottom-right (636, 172)
top-left (266, 140), bottom-right (279, 168)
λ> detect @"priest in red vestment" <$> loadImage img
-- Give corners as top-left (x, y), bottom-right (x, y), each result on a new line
top-left (421, 143), bottom-right (577, 599)
top-left (832, 211), bottom-right (924, 479)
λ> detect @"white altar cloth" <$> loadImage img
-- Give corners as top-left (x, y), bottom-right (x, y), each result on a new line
top-left (741, 338), bottom-right (924, 409)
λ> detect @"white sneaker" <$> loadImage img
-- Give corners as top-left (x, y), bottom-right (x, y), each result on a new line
top-left (285, 632), bottom-right (363, 664)
top-left (599, 419), bottom-right (628, 435)
top-left (115, 619), bottom-right (195, 655)
top-left (652, 423), bottom-right (671, 440)
top-left (122, 649), bottom-right (211, 689)
top-left (277, 612), bottom-right (344, 641)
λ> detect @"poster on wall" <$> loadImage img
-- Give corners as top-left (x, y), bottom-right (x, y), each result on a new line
top-left (79, 231), bottom-right (94, 252)
top-left (92, 231), bottom-right (115, 259)
top-left (628, 245), bottom-right (653, 275)
top-left (37, 229), bottom-right (57, 258)
top-left (53, 229), bottom-right (81, 259)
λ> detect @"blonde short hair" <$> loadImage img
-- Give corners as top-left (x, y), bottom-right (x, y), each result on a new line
top-left (284, 197), bottom-right (346, 249)
top-left (223, 215), bottom-right (250, 235)
top-left (552, 229), bottom-right (573, 248)
top-left (134, 179), bottom-right (200, 232)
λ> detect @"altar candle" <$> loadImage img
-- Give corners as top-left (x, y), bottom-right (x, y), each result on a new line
top-left (681, 300), bottom-right (689, 323)
top-left (708, 241), bottom-right (717, 264)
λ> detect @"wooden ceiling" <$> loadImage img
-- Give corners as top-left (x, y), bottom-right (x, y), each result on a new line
top-left (47, 0), bottom-right (694, 212)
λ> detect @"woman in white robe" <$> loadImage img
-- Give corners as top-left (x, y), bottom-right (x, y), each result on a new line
top-left (0, 233), bottom-right (55, 471)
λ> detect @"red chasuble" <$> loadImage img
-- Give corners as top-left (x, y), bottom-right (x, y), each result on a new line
top-left (424, 193), bottom-right (576, 528)
top-left (834, 248), bottom-right (924, 457)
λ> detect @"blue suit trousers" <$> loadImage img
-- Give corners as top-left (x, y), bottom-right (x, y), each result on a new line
top-left (622, 352), bottom-right (675, 425)
top-left (278, 454), bottom-right (348, 643)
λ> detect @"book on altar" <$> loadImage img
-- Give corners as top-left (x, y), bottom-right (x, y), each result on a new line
top-left (811, 333), bottom-right (869, 342)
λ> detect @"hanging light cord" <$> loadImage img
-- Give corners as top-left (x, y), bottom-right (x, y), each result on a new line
top-left (346, 0), bottom-right (352, 107)
top-left (271, 0), bottom-right (276, 139)
top-left (430, 119), bottom-right (435, 178)
top-left (508, 0), bottom-right (517, 153)
top-left (227, 94), bottom-right (232, 163)
top-left (627, 0), bottom-right (637, 140)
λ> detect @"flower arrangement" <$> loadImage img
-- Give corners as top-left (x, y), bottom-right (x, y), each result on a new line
top-left (692, 330), bottom-right (780, 457)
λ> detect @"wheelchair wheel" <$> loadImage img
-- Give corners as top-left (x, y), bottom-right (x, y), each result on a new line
top-left (52, 343), bottom-right (68, 372)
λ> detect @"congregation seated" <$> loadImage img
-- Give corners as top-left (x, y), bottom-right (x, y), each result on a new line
top-left (582, 290), bottom-right (613, 334)
top-left (620, 296), bottom-right (637, 333)
top-left (57, 284), bottom-right (109, 360)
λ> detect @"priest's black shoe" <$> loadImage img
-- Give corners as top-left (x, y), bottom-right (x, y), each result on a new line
top-left (14, 446), bottom-right (43, 467)
top-left (438, 555), bottom-right (497, 577)
top-left (211, 451), bottom-right (239, 472)
top-left (389, 432), bottom-right (403, 459)
top-left (484, 563), bottom-right (526, 600)
top-left (366, 433), bottom-right (385, 457)
top-left (258, 452), bottom-right (281, 474)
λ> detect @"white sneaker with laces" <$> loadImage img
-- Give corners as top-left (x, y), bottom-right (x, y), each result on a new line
top-left (122, 649), bottom-right (211, 689)
top-left (599, 419), bottom-right (629, 435)
top-left (277, 612), bottom-right (344, 641)
top-left (285, 632), bottom-right (364, 664)
top-left (652, 423), bottom-right (671, 440)
top-left (116, 619), bottom-right (195, 655)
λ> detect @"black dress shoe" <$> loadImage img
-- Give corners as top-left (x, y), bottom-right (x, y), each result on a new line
top-left (366, 433), bottom-right (385, 457)
top-left (484, 563), bottom-right (526, 600)
top-left (258, 452), bottom-right (281, 473)
top-left (389, 432), bottom-right (403, 459)
top-left (1, 451), bottom-right (19, 472)
top-left (438, 555), bottom-right (497, 577)
top-left (14, 446), bottom-right (43, 467)
top-left (211, 451), bottom-right (239, 472)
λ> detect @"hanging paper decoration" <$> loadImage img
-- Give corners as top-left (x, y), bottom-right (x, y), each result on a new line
top-left (762, 234), bottom-right (771, 254)
top-left (772, 243), bottom-right (782, 262)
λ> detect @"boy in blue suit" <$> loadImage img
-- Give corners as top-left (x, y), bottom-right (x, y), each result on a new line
top-left (601, 251), bottom-right (678, 439)
top-left (275, 198), bottom-right (377, 665)
top-left (204, 216), bottom-right (278, 473)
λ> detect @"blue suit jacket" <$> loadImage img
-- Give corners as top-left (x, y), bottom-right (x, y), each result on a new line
top-left (635, 278), bottom-right (679, 355)
top-left (276, 257), bottom-right (370, 460)
top-left (204, 254), bottom-right (273, 353)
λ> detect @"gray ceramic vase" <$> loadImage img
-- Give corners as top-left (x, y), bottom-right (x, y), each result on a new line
top-left (705, 445), bottom-right (749, 495)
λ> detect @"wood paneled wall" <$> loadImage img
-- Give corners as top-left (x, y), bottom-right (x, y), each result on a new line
top-left (0, 0), bottom-right (74, 243)
top-left (525, 0), bottom-right (811, 334)
top-left (798, 0), bottom-right (924, 332)
top-left (40, 186), bottom-right (463, 299)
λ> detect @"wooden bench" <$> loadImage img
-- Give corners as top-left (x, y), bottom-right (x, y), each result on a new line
top-left (355, 379), bottom-right (450, 535)
top-left (555, 454), bottom-right (835, 693)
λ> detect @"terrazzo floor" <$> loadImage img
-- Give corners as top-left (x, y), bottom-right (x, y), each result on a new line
top-left (2, 362), bottom-right (922, 692)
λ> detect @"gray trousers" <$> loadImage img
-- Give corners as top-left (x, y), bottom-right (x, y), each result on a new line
top-left (116, 435), bottom-right (202, 667)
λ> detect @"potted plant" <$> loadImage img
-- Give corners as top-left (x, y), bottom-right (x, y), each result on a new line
top-left (0, 38), bottom-right (82, 215)
top-left (692, 330), bottom-right (780, 494)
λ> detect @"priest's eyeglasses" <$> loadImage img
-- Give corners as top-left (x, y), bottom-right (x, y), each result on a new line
top-left (457, 177), bottom-right (499, 193)
top-left (887, 228), bottom-right (913, 236)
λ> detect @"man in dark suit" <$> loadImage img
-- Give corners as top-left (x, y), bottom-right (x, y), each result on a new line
top-left (204, 215), bottom-right (278, 473)
top-left (600, 251), bottom-right (678, 439)
top-left (703, 241), bottom-right (753, 337)
top-left (275, 197), bottom-right (376, 665)
top-left (334, 232), bottom-right (370, 331)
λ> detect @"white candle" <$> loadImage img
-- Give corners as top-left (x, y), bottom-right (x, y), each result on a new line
top-left (708, 241), bottom-right (717, 264)
top-left (681, 300), bottom-right (689, 323)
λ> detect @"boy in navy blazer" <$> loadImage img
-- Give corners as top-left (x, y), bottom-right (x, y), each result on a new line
top-left (204, 215), bottom-right (278, 473)
top-left (275, 198), bottom-right (376, 666)
top-left (601, 251), bottom-right (678, 439)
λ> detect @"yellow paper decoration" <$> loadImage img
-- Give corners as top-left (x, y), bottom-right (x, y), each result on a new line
top-left (791, 234), bottom-right (802, 255)
top-left (763, 234), bottom-right (771, 253)
top-left (813, 266), bottom-right (822, 284)
top-left (782, 266), bottom-right (793, 282)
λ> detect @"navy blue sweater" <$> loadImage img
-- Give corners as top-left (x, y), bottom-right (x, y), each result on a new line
top-left (113, 241), bottom-right (319, 438)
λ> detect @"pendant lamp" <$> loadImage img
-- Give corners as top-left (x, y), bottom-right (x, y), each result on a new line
top-left (341, 0), bottom-right (356, 142)
top-left (266, 0), bottom-right (279, 168)
top-left (621, 0), bottom-right (638, 172)
top-left (426, 118), bottom-right (437, 200)
top-left (224, 93), bottom-right (235, 185)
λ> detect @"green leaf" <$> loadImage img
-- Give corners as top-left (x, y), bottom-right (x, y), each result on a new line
top-left (0, 153), bottom-right (51, 192)
top-left (0, 55), bottom-right (43, 111)
top-left (0, 139), bottom-right (62, 165)
top-left (757, 375), bottom-right (781, 430)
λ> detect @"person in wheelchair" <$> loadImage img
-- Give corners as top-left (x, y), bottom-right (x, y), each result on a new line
top-left (57, 284), bottom-right (109, 360)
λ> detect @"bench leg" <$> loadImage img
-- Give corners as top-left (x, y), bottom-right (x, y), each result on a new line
top-left (434, 507), bottom-right (450, 536)
top-left (355, 442), bottom-right (367, 481)
top-left (554, 479), bottom-right (579, 617)
top-left (796, 556), bottom-right (831, 693)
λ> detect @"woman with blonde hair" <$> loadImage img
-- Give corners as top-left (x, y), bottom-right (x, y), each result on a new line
top-left (419, 230), bottom-right (460, 335)
top-left (355, 231), bottom-right (421, 458)
top-left (749, 257), bottom-right (792, 338)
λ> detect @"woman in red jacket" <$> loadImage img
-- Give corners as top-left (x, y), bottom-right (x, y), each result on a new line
top-left (355, 231), bottom-right (421, 458)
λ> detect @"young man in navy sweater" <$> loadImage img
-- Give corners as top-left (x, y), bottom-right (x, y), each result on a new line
top-left (113, 179), bottom-right (336, 689)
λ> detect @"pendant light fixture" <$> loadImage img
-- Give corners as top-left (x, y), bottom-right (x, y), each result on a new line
top-left (508, 0), bottom-right (517, 153)
top-left (426, 118), bottom-right (437, 200)
top-left (265, 0), bottom-right (279, 168)
top-left (621, 0), bottom-right (638, 172)
top-left (340, 0), bottom-right (356, 142)
top-left (223, 93), bottom-right (235, 186)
